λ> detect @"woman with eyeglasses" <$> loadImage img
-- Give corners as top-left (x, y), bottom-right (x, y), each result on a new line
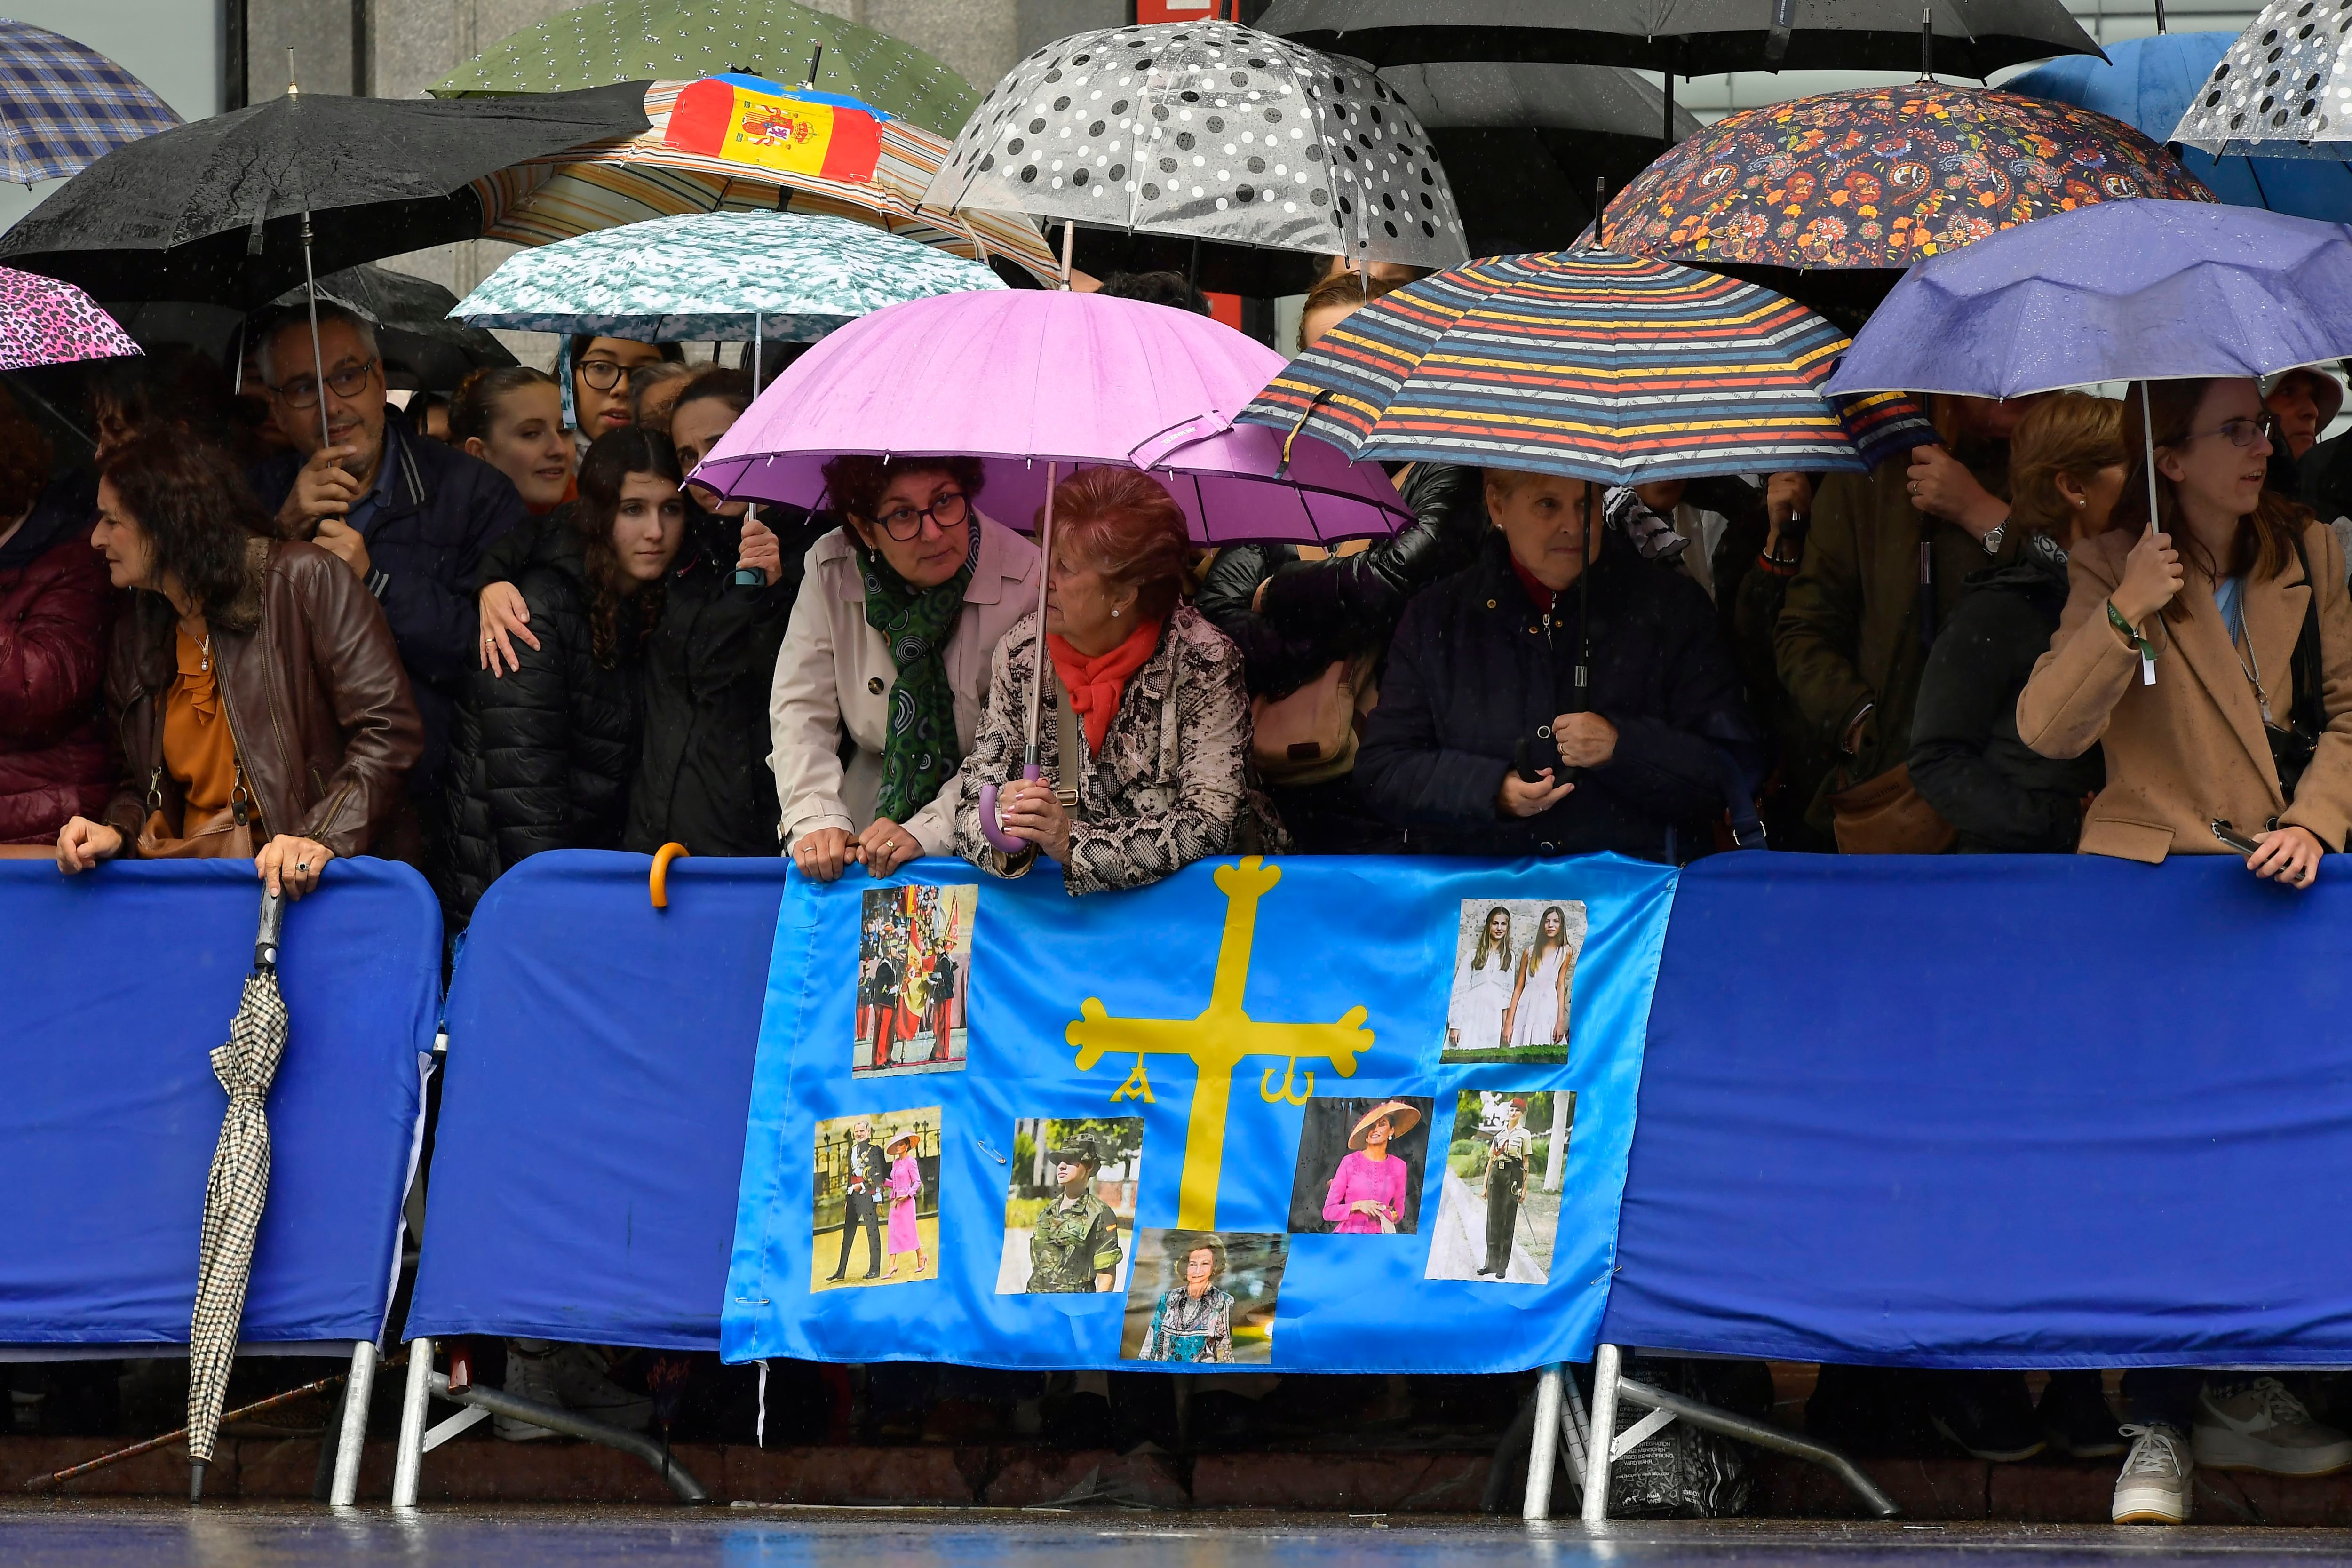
top-left (2021, 377), bottom-right (2352, 889)
top-left (770, 454), bottom-right (1040, 881)
top-left (566, 336), bottom-right (683, 449)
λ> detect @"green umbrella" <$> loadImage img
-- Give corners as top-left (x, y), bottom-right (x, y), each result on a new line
top-left (450, 210), bottom-right (1004, 344)
top-left (429, 0), bottom-right (978, 142)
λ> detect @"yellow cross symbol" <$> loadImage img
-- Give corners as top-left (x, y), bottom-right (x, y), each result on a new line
top-left (1066, 856), bottom-right (1373, 1229)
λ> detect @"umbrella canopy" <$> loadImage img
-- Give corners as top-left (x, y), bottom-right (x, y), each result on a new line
top-left (0, 83), bottom-right (650, 309)
top-left (695, 288), bottom-right (1408, 545)
top-left (0, 263), bottom-right (139, 371)
top-left (268, 266), bottom-right (515, 392)
top-left (0, 19), bottom-right (179, 186)
top-left (1380, 62), bottom-right (1700, 256)
top-left (2009, 33), bottom-right (2352, 223)
top-left (922, 20), bottom-right (1470, 288)
top-left (1253, 0), bottom-right (2101, 79)
top-left (1823, 199), bottom-right (2352, 400)
top-left (2170, 0), bottom-right (2352, 163)
top-left (1604, 81), bottom-right (2212, 275)
top-left (478, 79), bottom-right (1058, 285)
top-left (1238, 250), bottom-right (1902, 485)
top-left (186, 891), bottom-right (289, 1496)
top-left (452, 211), bottom-right (1005, 342)
top-left (429, 0), bottom-right (977, 143)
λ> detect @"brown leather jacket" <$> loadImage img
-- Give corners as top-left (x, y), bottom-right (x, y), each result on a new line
top-left (101, 538), bottom-right (423, 858)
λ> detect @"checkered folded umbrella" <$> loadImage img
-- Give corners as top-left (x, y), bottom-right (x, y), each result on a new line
top-left (186, 891), bottom-right (289, 1499)
top-left (0, 19), bottom-right (178, 186)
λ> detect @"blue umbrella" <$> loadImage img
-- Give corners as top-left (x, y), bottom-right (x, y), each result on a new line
top-left (2006, 33), bottom-right (2352, 224)
top-left (0, 19), bottom-right (178, 186)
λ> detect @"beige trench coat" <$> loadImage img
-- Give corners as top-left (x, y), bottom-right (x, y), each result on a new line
top-left (768, 513), bottom-right (1042, 855)
top-left (2017, 518), bottom-right (2352, 862)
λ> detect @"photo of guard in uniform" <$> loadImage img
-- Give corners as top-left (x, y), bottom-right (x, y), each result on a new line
top-left (996, 1118), bottom-right (1144, 1294)
top-left (1424, 1090), bottom-right (1573, 1284)
top-left (854, 883), bottom-right (975, 1077)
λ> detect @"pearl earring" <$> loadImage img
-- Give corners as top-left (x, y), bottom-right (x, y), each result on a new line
top-left (1112, 607), bottom-right (1120, 618)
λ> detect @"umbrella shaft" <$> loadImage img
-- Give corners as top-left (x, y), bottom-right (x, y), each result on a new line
top-left (301, 214), bottom-right (332, 453)
top-left (1024, 462), bottom-right (1059, 764)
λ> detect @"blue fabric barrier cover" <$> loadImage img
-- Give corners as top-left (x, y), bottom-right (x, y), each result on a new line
top-left (1605, 852), bottom-right (2352, 1369)
top-left (0, 858), bottom-right (437, 1348)
top-left (407, 852), bottom-right (786, 1350)
top-left (723, 853), bottom-right (1676, 1373)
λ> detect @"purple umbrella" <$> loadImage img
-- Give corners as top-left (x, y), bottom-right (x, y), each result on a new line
top-left (0, 263), bottom-right (140, 371)
top-left (697, 286), bottom-right (1408, 852)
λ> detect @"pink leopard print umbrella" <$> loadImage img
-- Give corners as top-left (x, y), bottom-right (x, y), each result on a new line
top-left (0, 263), bottom-right (139, 372)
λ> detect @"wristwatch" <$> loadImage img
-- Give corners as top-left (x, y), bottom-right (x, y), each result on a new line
top-left (1981, 517), bottom-right (2008, 555)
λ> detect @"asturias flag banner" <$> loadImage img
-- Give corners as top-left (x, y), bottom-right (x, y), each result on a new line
top-left (723, 853), bottom-right (1676, 1372)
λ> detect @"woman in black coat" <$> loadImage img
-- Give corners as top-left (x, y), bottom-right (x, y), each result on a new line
top-left (1356, 468), bottom-right (1762, 863)
top-left (1908, 392), bottom-right (2121, 853)
top-left (440, 427), bottom-right (686, 923)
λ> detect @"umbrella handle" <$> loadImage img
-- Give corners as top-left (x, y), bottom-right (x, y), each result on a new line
top-left (255, 889), bottom-right (286, 972)
top-left (976, 767), bottom-right (1042, 856)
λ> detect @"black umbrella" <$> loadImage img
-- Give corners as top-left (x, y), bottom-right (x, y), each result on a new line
top-left (1255, 0), bottom-right (2101, 81)
top-left (269, 266), bottom-right (517, 392)
top-left (1380, 63), bottom-right (1700, 257)
top-left (0, 79), bottom-right (648, 310)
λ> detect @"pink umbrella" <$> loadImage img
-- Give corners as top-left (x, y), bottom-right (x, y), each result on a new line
top-left (0, 263), bottom-right (139, 372)
top-left (694, 286), bottom-right (1409, 852)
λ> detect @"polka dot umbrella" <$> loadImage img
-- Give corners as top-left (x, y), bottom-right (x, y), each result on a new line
top-left (2170, 0), bottom-right (2352, 163)
top-left (920, 20), bottom-right (1470, 294)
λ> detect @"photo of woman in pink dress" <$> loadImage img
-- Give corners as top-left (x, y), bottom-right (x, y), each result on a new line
top-left (882, 1130), bottom-right (926, 1278)
top-left (1320, 1100), bottom-right (1423, 1234)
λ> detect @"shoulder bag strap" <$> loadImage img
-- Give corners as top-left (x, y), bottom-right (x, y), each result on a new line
top-left (1053, 673), bottom-right (1082, 809)
top-left (2290, 529), bottom-right (2326, 738)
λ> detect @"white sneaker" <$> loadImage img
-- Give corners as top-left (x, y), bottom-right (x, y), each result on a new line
top-left (495, 1338), bottom-right (562, 1442)
top-left (2112, 1423), bottom-right (2192, 1525)
top-left (2194, 1378), bottom-right (2352, 1476)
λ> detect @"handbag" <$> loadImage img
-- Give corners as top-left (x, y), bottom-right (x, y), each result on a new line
top-left (134, 761), bottom-right (260, 861)
top-left (2264, 533), bottom-right (2326, 803)
top-left (1825, 762), bottom-right (1956, 855)
top-left (1249, 650), bottom-right (1379, 786)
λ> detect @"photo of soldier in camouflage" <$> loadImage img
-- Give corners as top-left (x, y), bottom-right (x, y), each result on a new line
top-left (996, 1117), bottom-right (1144, 1295)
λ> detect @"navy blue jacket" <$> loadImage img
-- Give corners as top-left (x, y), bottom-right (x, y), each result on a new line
top-left (1356, 532), bottom-right (1763, 862)
top-left (251, 418), bottom-right (526, 790)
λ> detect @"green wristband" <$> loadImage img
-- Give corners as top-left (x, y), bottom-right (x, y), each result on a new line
top-left (2106, 599), bottom-right (2156, 664)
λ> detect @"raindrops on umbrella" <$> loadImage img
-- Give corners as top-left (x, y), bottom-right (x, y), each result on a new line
top-left (2172, 0), bottom-right (2352, 155)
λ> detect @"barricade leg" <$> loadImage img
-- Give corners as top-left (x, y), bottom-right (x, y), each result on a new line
top-left (1522, 1364), bottom-right (1567, 1520)
top-left (328, 1340), bottom-right (378, 1506)
top-left (390, 1337), bottom-right (433, 1509)
top-left (1581, 1343), bottom-right (1623, 1522)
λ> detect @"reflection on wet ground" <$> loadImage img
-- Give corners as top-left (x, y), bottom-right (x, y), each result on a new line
top-left (6, 1505), bottom-right (2352, 1567)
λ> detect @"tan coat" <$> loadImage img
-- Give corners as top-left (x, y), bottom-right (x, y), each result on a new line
top-left (767, 514), bottom-right (1041, 856)
top-left (2016, 519), bottom-right (2352, 862)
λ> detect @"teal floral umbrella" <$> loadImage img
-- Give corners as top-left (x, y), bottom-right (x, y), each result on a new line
top-left (450, 210), bottom-right (1005, 343)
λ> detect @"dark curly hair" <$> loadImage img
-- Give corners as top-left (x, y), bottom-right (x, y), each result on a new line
top-left (99, 434), bottom-right (265, 623)
top-left (0, 388), bottom-right (52, 520)
top-left (573, 427), bottom-right (683, 667)
top-left (819, 453), bottom-right (987, 527)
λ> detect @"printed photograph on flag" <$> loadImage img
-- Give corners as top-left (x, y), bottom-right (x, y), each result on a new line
top-left (854, 883), bottom-right (975, 1077)
top-left (1442, 899), bottom-right (1585, 1064)
top-left (997, 1117), bottom-right (1145, 1295)
top-left (1423, 1090), bottom-right (1574, 1285)
top-left (811, 1107), bottom-right (941, 1292)
top-left (1121, 1229), bottom-right (1288, 1364)
top-left (1285, 1096), bottom-right (1432, 1236)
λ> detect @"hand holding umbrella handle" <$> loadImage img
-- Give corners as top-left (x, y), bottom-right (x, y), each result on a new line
top-left (255, 889), bottom-right (286, 973)
top-left (976, 766), bottom-right (1041, 855)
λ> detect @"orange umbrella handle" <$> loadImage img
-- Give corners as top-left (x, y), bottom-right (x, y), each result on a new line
top-left (651, 843), bottom-right (691, 908)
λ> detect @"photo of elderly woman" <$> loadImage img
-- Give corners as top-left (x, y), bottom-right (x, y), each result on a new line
top-left (996, 1117), bottom-right (1144, 1294)
top-left (1441, 899), bottom-right (1585, 1065)
top-left (1424, 1090), bottom-right (1575, 1284)
top-left (1121, 1230), bottom-right (1288, 1365)
top-left (1285, 1096), bottom-right (1434, 1235)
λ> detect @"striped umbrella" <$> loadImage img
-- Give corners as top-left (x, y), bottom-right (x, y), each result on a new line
top-left (475, 80), bottom-right (1058, 286)
top-left (1240, 249), bottom-right (1905, 485)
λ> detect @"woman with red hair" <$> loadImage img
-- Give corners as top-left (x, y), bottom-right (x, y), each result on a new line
top-left (954, 468), bottom-right (1271, 894)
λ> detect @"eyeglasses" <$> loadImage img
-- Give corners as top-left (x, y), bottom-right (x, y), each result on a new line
top-left (272, 358), bottom-right (377, 410)
top-left (874, 490), bottom-right (970, 542)
top-left (577, 358), bottom-right (633, 393)
top-left (2186, 414), bottom-right (2277, 449)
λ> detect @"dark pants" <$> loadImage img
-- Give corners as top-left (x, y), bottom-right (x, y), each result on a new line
top-left (833, 1193), bottom-right (881, 1277)
top-left (1484, 1161), bottom-right (1523, 1276)
top-left (2123, 1369), bottom-right (2207, 1433)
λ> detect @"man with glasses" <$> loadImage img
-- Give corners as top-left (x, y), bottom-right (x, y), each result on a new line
top-left (249, 306), bottom-right (527, 799)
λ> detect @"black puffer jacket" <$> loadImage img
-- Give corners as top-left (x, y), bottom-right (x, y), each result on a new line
top-left (440, 512), bottom-right (647, 923)
top-left (1357, 530), bottom-right (1763, 862)
top-left (1195, 462), bottom-right (1489, 699)
top-left (623, 507), bottom-right (822, 857)
top-left (1907, 537), bottom-right (2103, 853)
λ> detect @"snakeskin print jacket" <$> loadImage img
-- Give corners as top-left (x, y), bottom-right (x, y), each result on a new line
top-left (952, 602), bottom-right (1281, 895)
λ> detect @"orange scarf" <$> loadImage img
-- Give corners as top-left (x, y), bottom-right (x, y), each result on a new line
top-left (1047, 618), bottom-right (1161, 754)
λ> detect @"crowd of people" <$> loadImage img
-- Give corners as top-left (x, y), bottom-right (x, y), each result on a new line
top-left (3, 258), bottom-right (2349, 1522)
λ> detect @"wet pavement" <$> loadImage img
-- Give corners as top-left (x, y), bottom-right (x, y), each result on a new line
top-left (7, 1506), bottom-right (2352, 1567)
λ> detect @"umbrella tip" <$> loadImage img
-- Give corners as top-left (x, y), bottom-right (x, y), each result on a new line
top-left (189, 1460), bottom-right (206, 1503)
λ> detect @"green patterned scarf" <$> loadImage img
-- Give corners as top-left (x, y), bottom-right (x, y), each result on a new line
top-left (862, 527), bottom-right (979, 823)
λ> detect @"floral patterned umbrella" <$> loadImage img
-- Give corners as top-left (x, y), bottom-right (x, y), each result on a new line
top-left (0, 263), bottom-right (139, 371)
top-left (450, 209), bottom-right (1004, 342)
top-left (1602, 81), bottom-right (2215, 272)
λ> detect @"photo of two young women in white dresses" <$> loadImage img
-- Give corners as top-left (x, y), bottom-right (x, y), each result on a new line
top-left (1440, 899), bottom-right (1584, 1066)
